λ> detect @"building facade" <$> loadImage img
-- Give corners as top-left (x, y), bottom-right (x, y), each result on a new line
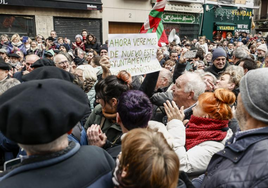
top-left (0, 0), bottom-right (102, 42)
top-left (102, 0), bottom-right (153, 42)
top-left (254, 0), bottom-right (268, 35)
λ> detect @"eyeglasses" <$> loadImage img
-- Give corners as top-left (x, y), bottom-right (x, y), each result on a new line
top-left (57, 60), bottom-right (68, 65)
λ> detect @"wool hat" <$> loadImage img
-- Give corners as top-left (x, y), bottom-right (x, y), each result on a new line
top-left (212, 47), bottom-right (227, 62)
top-left (100, 45), bottom-right (108, 52)
top-left (0, 58), bottom-right (10, 70)
top-left (240, 68), bottom-right (268, 124)
top-left (75, 34), bottom-right (83, 41)
top-left (22, 66), bottom-right (74, 82)
top-left (44, 49), bottom-right (55, 57)
top-left (8, 53), bottom-right (20, 59)
top-left (0, 79), bottom-right (88, 145)
top-left (256, 44), bottom-right (267, 53)
top-left (31, 59), bottom-right (55, 68)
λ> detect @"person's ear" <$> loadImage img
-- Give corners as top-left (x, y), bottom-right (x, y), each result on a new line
top-left (188, 91), bottom-right (194, 99)
top-left (228, 83), bottom-right (235, 91)
top-left (116, 112), bottom-right (121, 124)
top-left (121, 166), bottom-right (128, 178)
top-left (111, 97), bottom-right (118, 108)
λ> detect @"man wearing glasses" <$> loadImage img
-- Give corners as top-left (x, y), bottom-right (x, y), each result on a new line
top-left (54, 54), bottom-right (70, 72)
top-left (204, 47), bottom-right (228, 79)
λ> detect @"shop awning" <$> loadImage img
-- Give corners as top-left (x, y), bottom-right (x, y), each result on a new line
top-left (215, 22), bottom-right (236, 31)
top-left (2, 0), bottom-right (102, 10)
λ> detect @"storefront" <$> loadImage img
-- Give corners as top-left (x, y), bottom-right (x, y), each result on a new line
top-left (202, 4), bottom-right (253, 40)
top-left (162, 1), bottom-right (203, 40)
top-left (0, 0), bottom-right (102, 41)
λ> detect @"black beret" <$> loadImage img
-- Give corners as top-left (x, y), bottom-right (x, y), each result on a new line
top-left (73, 56), bottom-right (84, 66)
top-left (31, 59), bottom-right (55, 68)
top-left (0, 79), bottom-right (88, 145)
top-left (59, 44), bottom-right (70, 51)
top-left (22, 66), bottom-right (74, 82)
top-left (8, 53), bottom-right (20, 58)
top-left (0, 58), bottom-right (10, 70)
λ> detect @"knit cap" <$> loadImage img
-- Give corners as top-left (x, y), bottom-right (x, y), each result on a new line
top-left (240, 68), bottom-right (268, 124)
top-left (257, 44), bottom-right (267, 53)
top-left (212, 48), bottom-right (227, 62)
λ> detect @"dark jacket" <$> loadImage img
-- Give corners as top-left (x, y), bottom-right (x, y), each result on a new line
top-left (85, 104), bottom-right (122, 149)
top-left (85, 42), bottom-right (100, 53)
top-left (0, 142), bottom-right (115, 188)
top-left (200, 127), bottom-right (268, 188)
top-left (204, 63), bottom-right (228, 79)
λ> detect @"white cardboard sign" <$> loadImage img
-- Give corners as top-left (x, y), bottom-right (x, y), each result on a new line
top-left (108, 33), bottom-right (161, 76)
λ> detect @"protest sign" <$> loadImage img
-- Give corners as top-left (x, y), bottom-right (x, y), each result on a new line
top-left (108, 33), bottom-right (161, 76)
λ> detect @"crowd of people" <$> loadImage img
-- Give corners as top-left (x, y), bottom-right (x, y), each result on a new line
top-left (0, 29), bottom-right (268, 188)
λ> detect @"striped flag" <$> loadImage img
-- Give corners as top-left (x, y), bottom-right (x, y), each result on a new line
top-left (140, 0), bottom-right (168, 47)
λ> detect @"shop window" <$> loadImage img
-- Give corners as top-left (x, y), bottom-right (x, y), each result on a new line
top-left (0, 15), bottom-right (35, 38)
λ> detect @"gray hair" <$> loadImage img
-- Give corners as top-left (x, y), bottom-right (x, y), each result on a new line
top-left (200, 71), bottom-right (217, 84)
top-left (19, 134), bottom-right (68, 155)
top-left (265, 52), bottom-right (268, 59)
top-left (160, 68), bottom-right (173, 85)
top-left (76, 65), bottom-right (97, 81)
top-left (0, 78), bottom-right (20, 96)
top-left (233, 47), bottom-right (248, 60)
top-left (183, 71), bottom-right (206, 101)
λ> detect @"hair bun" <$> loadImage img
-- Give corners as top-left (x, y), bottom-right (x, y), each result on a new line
top-left (214, 88), bottom-right (236, 105)
top-left (117, 70), bottom-right (132, 85)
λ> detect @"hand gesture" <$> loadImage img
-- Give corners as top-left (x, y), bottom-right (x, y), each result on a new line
top-left (87, 124), bottom-right (107, 148)
top-left (72, 42), bottom-right (77, 47)
top-left (164, 100), bottom-right (185, 122)
top-left (100, 56), bottom-right (111, 69)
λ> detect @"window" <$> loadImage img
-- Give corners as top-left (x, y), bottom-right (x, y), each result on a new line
top-left (0, 15), bottom-right (36, 38)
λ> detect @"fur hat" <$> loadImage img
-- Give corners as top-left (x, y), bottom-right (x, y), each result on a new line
top-left (240, 68), bottom-right (268, 124)
top-left (256, 44), bottom-right (267, 53)
top-left (75, 34), bottom-right (83, 41)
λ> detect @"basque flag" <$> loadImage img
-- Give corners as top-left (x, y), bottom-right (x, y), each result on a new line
top-left (140, 0), bottom-right (169, 47)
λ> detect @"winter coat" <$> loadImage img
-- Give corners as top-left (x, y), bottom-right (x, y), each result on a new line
top-left (85, 42), bottom-right (100, 53)
top-left (167, 119), bottom-right (233, 174)
top-left (6, 43), bottom-right (26, 55)
top-left (204, 63), bottom-right (229, 79)
top-left (84, 104), bottom-right (122, 149)
top-left (0, 142), bottom-right (115, 188)
top-left (200, 127), bottom-right (268, 188)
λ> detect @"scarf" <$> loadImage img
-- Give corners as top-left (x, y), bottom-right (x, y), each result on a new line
top-left (185, 115), bottom-right (229, 150)
top-left (102, 108), bottom-right (117, 120)
top-left (12, 41), bottom-right (22, 47)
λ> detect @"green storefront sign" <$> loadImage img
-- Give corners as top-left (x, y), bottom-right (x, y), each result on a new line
top-left (202, 5), bottom-right (252, 40)
top-left (217, 26), bottom-right (236, 30)
top-left (163, 13), bottom-right (197, 24)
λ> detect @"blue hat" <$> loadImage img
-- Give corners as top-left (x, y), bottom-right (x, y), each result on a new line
top-left (212, 47), bottom-right (227, 62)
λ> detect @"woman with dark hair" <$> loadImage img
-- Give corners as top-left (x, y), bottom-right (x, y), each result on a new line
top-left (164, 88), bottom-right (235, 174)
top-left (113, 128), bottom-right (180, 188)
top-left (85, 33), bottom-right (100, 53)
top-left (84, 71), bottom-right (131, 148)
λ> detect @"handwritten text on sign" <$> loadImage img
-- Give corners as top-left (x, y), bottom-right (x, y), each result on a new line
top-left (108, 33), bottom-right (161, 76)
